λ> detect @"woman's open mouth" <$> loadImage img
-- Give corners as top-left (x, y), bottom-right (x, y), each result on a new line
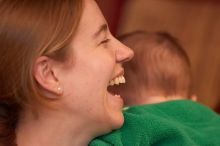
top-left (109, 75), bottom-right (126, 86)
top-left (107, 75), bottom-right (126, 103)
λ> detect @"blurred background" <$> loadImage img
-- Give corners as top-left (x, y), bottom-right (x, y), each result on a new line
top-left (97, 0), bottom-right (220, 112)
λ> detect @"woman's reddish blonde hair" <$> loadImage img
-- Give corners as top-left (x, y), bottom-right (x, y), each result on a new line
top-left (0, 0), bottom-right (83, 145)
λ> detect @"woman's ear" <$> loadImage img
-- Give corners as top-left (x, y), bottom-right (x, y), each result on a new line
top-left (33, 56), bottom-right (63, 98)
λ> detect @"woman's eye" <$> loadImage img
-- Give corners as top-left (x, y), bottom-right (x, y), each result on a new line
top-left (99, 39), bottom-right (110, 45)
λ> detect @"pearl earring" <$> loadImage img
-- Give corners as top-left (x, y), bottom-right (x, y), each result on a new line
top-left (57, 86), bottom-right (63, 95)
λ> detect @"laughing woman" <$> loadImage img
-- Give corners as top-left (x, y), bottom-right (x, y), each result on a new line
top-left (0, 0), bottom-right (133, 146)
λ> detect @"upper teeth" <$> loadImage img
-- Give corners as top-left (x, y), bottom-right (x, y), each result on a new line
top-left (109, 75), bottom-right (126, 86)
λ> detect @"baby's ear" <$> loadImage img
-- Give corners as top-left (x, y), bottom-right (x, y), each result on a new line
top-left (33, 56), bottom-right (63, 98)
top-left (190, 94), bottom-right (197, 102)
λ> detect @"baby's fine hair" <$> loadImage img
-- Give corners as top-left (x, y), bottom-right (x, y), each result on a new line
top-left (119, 31), bottom-right (192, 98)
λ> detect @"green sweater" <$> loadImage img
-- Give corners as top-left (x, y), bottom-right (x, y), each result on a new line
top-left (90, 100), bottom-right (220, 146)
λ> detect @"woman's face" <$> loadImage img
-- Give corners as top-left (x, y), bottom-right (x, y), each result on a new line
top-left (58, 0), bottom-right (133, 134)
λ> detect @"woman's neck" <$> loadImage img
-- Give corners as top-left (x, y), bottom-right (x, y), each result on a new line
top-left (16, 109), bottom-right (94, 146)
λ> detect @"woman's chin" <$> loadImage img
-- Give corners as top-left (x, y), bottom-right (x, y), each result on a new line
top-left (105, 91), bottom-right (125, 130)
top-left (112, 112), bottom-right (124, 130)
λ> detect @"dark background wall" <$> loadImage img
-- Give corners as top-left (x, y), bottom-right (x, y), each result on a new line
top-left (96, 0), bottom-right (125, 34)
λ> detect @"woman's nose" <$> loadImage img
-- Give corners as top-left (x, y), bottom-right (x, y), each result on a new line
top-left (116, 41), bottom-right (134, 63)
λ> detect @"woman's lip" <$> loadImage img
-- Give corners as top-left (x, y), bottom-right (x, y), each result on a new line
top-left (112, 69), bottom-right (124, 80)
top-left (107, 91), bottom-right (124, 108)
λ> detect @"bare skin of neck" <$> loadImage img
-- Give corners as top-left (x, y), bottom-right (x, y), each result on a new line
top-left (16, 108), bottom-right (95, 146)
top-left (123, 87), bottom-right (197, 106)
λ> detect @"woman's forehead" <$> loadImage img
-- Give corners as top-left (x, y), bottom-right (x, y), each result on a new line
top-left (71, 0), bottom-right (108, 46)
top-left (77, 0), bottom-right (107, 35)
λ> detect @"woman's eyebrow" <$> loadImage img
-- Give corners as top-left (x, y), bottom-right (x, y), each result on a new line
top-left (93, 24), bottom-right (108, 39)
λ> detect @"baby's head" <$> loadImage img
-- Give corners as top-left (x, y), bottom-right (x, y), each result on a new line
top-left (116, 31), bottom-right (194, 105)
